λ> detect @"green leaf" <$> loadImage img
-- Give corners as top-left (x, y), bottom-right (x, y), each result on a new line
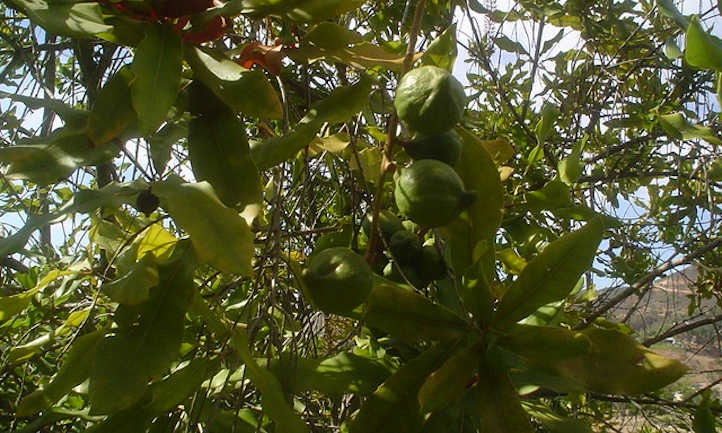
top-left (146, 358), bottom-right (220, 413)
top-left (685, 16), bottom-right (722, 71)
top-left (477, 137), bottom-right (515, 164)
top-left (474, 354), bottom-right (534, 433)
top-left (299, 75), bottom-right (374, 125)
top-left (188, 83), bottom-right (262, 208)
top-left (494, 35), bottom-right (528, 55)
top-left (526, 179), bottom-right (571, 211)
top-left (288, 43), bottom-right (415, 73)
top-left (534, 104), bottom-right (560, 144)
top-left (153, 179), bottom-right (254, 275)
top-left (658, 113), bottom-right (722, 145)
top-left (87, 66), bottom-right (138, 146)
top-left (0, 270), bottom-right (74, 323)
top-left (355, 284), bottom-right (471, 343)
top-left (17, 330), bottom-right (104, 415)
top-left (528, 328), bottom-right (688, 395)
top-left (266, 352), bottom-right (392, 395)
top-left (303, 21), bottom-right (364, 49)
top-left (8, 0), bottom-right (111, 38)
top-left (422, 24), bottom-right (458, 72)
top-left (131, 23), bottom-right (183, 135)
top-left (89, 245), bottom-right (195, 414)
top-left (251, 77), bottom-right (372, 170)
top-left (523, 401), bottom-right (594, 433)
top-left (149, 121), bottom-right (187, 174)
top-left (241, 0), bottom-right (365, 22)
top-left (186, 46), bottom-right (282, 119)
top-left (494, 217), bottom-right (604, 326)
top-left (693, 403), bottom-right (717, 433)
top-left (102, 253), bottom-right (159, 305)
top-left (0, 91), bottom-right (88, 129)
top-left (348, 344), bottom-right (449, 433)
top-left (0, 132), bottom-right (118, 185)
top-left (657, 0), bottom-right (690, 29)
top-left (558, 139), bottom-right (584, 185)
top-left (251, 122), bottom-right (321, 171)
top-left (496, 324), bottom-right (591, 361)
top-left (441, 128), bottom-right (503, 324)
top-left (418, 343), bottom-right (481, 413)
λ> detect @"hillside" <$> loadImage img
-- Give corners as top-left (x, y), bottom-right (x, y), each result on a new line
top-left (604, 266), bottom-right (722, 397)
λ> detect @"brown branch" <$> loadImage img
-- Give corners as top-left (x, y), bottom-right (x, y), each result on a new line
top-left (0, 257), bottom-right (28, 274)
top-left (643, 314), bottom-right (722, 347)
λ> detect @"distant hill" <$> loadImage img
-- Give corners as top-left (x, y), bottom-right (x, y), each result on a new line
top-left (604, 265), bottom-right (722, 397)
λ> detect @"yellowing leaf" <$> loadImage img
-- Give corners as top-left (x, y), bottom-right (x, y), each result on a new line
top-left (153, 179), bottom-right (254, 275)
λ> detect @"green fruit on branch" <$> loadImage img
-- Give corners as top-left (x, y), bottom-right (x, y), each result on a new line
top-left (416, 246), bottom-right (447, 282)
top-left (362, 210), bottom-right (405, 242)
top-left (394, 65), bottom-right (466, 135)
top-left (301, 247), bottom-right (373, 314)
top-left (389, 230), bottom-right (422, 265)
top-left (405, 130), bottom-right (463, 166)
top-left (382, 261), bottom-right (430, 289)
top-left (394, 159), bottom-right (477, 228)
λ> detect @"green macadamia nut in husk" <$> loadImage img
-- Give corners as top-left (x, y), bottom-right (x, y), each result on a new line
top-left (301, 247), bottom-right (373, 314)
top-left (394, 65), bottom-right (466, 135)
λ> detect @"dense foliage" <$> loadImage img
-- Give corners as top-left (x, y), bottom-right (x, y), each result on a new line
top-left (1, 0), bottom-right (722, 431)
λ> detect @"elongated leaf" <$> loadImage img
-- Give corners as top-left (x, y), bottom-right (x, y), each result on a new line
top-left (525, 328), bottom-right (687, 395)
top-left (0, 91), bottom-right (88, 128)
top-left (348, 344), bottom-right (449, 433)
top-left (658, 112), bottom-right (721, 145)
top-left (441, 127), bottom-right (503, 325)
top-left (474, 354), bottom-right (534, 433)
top-left (685, 16), bottom-right (722, 71)
top-left (251, 77), bottom-right (372, 169)
top-left (153, 179), bottom-right (254, 275)
top-left (188, 83), bottom-right (262, 208)
top-left (494, 217), bottom-right (604, 326)
top-left (89, 245), bottom-right (195, 414)
top-left (241, 0), bottom-right (364, 22)
top-left (186, 46), bottom-right (282, 119)
top-left (496, 324), bottom-right (591, 361)
top-left (87, 66), bottom-right (138, 146)
top-left (8, 0), bottom-right (111, 37)
top-left (288, 43), bottom-right (417, 73)
top-left (442, 128), bottom-right (504, 274)
top-left (0, 132), bottom-right (118, 185)
top-left (535, 104), bottom-right (560, 144)
top-left (266, 352), bottom-right (392, 395)
top-left (131, 23), bottom-right (183, 134)
top-left (422, 24), bottom-right (458, 72)
top-left (146, 358), bottom-right (220, 412)
top-left (357, 284), bottom-right (471, 343)
top-left (17, 330), bottom-right (104, 415)
top-left (304, 22), bottom-right (364, 49)
top-left (0, 180), bottom-right (146, 258)
top-left (102, 253), bottom-right (159, 305)
top-left (693, 403), bottom-right (716, 433)
top-left (418, 343), bottom-right (481, 413)
top-left (494, 35), bottom-right (528, 55)
top-left (0, 270), bottom-right (74, 323)
top-left (657, 0), bottom-right (690, 29)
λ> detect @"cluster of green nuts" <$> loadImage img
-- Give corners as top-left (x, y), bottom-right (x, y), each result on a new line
top-left (300, 66), bottom-right (472, 315)
top-left (393, 65), bottom-right (476, 228)
top-left (366, 211), bottom-right (447, 288)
